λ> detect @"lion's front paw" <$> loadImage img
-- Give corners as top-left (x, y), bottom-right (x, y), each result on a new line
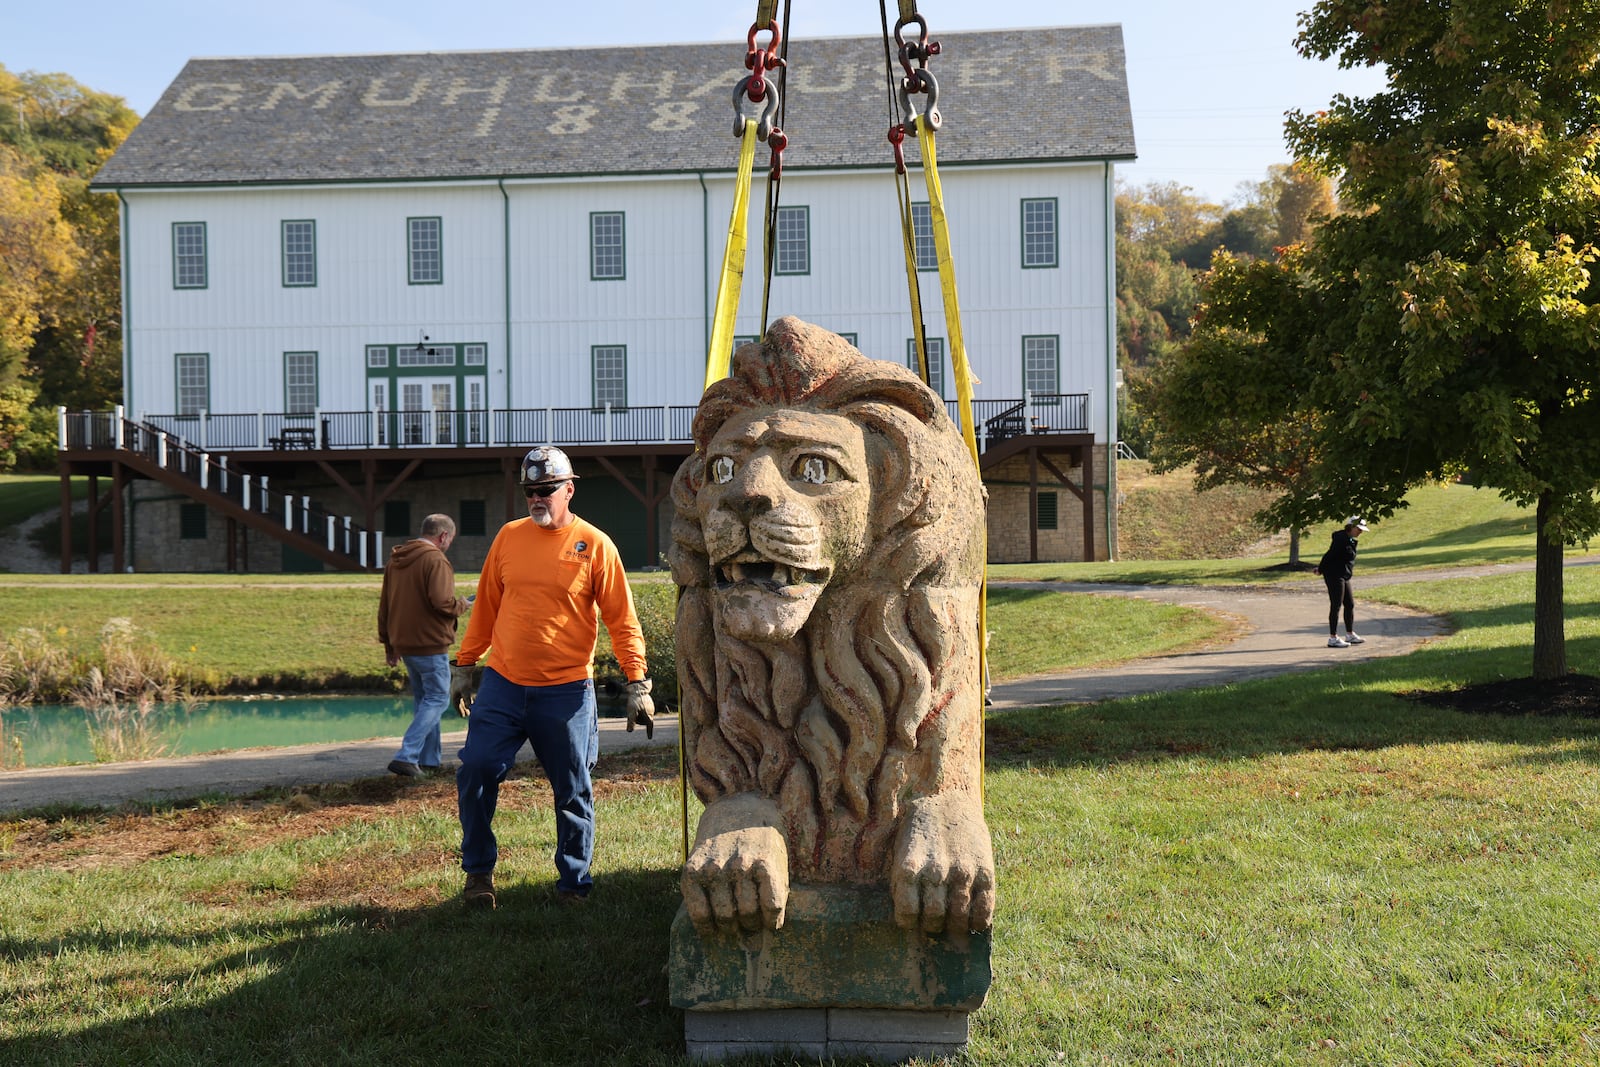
top-left (682, 794), bottom-right (791, 936)
top-left (891, 792), bottom-right (996, 935)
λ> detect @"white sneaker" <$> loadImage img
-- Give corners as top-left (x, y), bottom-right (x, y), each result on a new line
top-left (1328, 635), bottom-right (1350, 648)
top-left (1346, 633), bottom-right (1366, 644)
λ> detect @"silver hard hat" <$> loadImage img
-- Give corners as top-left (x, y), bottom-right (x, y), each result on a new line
top-left (518, 446), bottom-right (578, 488)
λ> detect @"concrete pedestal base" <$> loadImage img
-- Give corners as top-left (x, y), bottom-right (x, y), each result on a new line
top-left (685, 1007), bottom-right (969, 1063)
top-left (669, 883), bottom-right (991, 1063)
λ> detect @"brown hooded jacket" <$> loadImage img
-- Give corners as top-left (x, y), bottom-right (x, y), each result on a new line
top-left (378, 538), bottom-right (469, 657)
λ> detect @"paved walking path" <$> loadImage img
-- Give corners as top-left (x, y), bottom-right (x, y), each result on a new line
top-left (9, 560), bottom-right (1589, 815)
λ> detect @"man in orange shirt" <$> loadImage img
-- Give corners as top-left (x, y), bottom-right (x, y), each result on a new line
top-left (452, 446), bottom-right (654, 908)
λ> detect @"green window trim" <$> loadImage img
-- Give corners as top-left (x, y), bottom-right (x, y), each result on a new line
top-left (1022, 334), bottom-right (1061, 402)
top-left (590, 211), bottom-right (626, 280)
top-left (281, 219), bottom-right (317, 287)
top-left (907, 336), bottom-right (946, 397)
top-left (459, 499), bottom-right (488, 538)
top-left (179, 503), bottom-right (209, 540)
top-left (1020, 197), bottom-right (1059, 270)
top-left (172, 221), bottom-right (207, 289)
top-left (1036, 491), bottom-right (1059, 531)
top-left (175, 352), bottom-right (210, 415)
top-left (284, 351), bottom-right (319, 413)
top-left (407, 216), bottom-right (443, 285)
top-left (911, 202), bottom-right (937, 271)
top-left (591, 344), bottom-right (628, 411)
top-left (774, 205), bottom-right (811, 275)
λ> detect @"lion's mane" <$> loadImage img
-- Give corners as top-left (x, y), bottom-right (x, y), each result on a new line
top-left (670, 318), bottom-right (986, 882)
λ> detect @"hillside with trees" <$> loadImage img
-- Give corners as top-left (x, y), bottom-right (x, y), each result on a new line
top-left (0, 65), bottom-right (135, 470)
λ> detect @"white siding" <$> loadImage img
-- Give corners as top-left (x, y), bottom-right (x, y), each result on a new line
top-left (123, 161), bottom-right (1117, 439)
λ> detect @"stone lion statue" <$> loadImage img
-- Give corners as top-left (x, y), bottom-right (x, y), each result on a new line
top-left (669, 316), bottom-right (994, 939)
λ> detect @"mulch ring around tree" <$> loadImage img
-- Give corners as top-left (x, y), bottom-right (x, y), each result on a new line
top-left (1404, 673), bottom-right (1600, 718)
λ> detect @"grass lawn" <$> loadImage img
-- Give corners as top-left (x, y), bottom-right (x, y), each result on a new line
top-left (2, 567), bottom-right (1598, 1063)
top-left (0, 579), bottom-right (1227, 697)
top-left (998, 480), bottom-right (1556, 585)
top-left (0, 474), bottom-right (88, 531)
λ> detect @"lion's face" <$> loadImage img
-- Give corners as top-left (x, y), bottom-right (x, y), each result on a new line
top-left (696, 407), bottom-right (870, 642)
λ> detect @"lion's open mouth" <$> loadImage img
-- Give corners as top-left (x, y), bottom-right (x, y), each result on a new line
top-left (715, 556), bottom-right (830, 591)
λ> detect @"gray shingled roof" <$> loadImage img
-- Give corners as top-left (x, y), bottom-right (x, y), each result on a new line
top-left (94, 26), bottom-right (1134, 187)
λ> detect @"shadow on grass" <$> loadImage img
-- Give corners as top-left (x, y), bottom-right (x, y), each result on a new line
top-left (987, 633), bottom-right (1600, 772)
top-left (0, 865), bottom-right (697, 1067)
top-left (1362, 516), bottom-right (1537, 556)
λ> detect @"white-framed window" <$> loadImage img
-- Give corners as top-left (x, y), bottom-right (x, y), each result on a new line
top-left (173, 222), bottom-right (207, 289)
top-left (911, 202), bottom-right (937, 271)
top-left (284, 351), bottom-right (318, 413)
top-left (731, 334), bottom-right (758, 358)
top-left (408, 217), bottom-right (442, 284)
top-left (366, 346), bottom-right (390, 368)
top-left (907, 337), bottom-right (945, 397)
top-left (591, 211), bottom-right (625, 279)
top-left (175, 353), bottom-right (209, 414)
top-left (1023, 335), bottom-right (1060, 396)
top-left (1021, 198), bottom-right (1059, 269)
top-left (281, 220), bottom-right (316, 287)
top-left (592, 344), bottom-right (627, 410)
top-left (398, 343), bottom-right (455, 367)
top-left (775, 205), bottom-right (810, 274)
top-left (464, 343), bottom-right (487, 366)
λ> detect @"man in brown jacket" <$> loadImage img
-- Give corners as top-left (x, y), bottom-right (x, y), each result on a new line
top-left (378, 513), bottom-right (469, 777)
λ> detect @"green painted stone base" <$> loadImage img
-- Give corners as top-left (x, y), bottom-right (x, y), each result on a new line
top-left (668, 883), bottom-right (991, 1011)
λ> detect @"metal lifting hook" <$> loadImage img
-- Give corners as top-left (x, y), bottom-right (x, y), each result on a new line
top-left (898, 67), bottom-right (942, 133)
top-left (732, 76), bottom-right (783, 141)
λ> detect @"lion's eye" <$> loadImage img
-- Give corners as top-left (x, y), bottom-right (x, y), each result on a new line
top-left (710, 456), bottom-right (736, 484)
top-left (794, 455), bottom-right (836, 485)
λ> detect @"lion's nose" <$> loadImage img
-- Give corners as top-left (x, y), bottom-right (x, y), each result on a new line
top-left (724, 453), bottom-right (782, 519)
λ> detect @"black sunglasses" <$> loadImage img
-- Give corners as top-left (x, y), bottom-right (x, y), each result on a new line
top-left (523, 482), bottom-right (567, 498)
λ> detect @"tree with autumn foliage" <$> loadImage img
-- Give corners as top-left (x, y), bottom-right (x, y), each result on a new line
top-left (1279, 2), bottom-right (1600, 680)
top-left (0, 64), bottom-right (134, 467)
top-left (1134, 245), bottom-right (1333, 566)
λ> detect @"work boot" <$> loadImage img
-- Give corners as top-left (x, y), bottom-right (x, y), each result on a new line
top-left (556, 888), bottom-right (589, 906)
top-left (464, 872), bottom-right (496, 909)
top-left (388, 759), bottom-right (423, 778)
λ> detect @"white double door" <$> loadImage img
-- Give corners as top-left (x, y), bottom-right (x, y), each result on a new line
top-left (370, 377), bottom-right (486, 445)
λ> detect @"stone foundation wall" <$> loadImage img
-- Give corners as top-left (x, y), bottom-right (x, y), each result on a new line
top-left (983, 444), bottom-right (1110, 563)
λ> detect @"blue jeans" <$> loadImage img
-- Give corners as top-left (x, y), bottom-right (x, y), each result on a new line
top-left (456, 668), bottom-right (598, 895)
top-left (395, 653), bottom-right (449, 767)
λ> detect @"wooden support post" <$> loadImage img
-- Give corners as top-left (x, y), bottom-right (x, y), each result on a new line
top-left (1028, 447), bottom-right (1039, 564)
top-left (59, 463), bottom-right (72, 574)
top-left (1082, 443), bottom-right (1096, 562)
top-left (112, 461), bottom-right (126, 573)
top-left (87, 473), bottom-right (100, 572)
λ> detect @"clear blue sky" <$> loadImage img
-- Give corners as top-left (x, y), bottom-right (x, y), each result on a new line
top-left (3, 0), bottom-right (1386, 205)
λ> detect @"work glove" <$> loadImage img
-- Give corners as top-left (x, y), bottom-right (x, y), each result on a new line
top-left (450, 662), bottom-right (483, 717)
top-left (624, 677), bottom-right (655, 739)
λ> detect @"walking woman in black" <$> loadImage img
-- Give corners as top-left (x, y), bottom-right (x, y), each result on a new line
top-left (1315, 517), bottom-right (1367, 647)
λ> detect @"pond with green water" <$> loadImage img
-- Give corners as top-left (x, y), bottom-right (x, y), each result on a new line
top-left (1, 696), bottom-right (421, 767)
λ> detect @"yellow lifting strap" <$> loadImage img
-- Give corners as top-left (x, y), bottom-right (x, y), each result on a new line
top-left (704, 118), bottom-right (760, 388)
top-left (892, 163), bottom-right (932, 383)
top-left (914, 118), bottom-right (990, 797)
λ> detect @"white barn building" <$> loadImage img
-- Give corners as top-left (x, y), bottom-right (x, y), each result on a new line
top-left (67, 25), bottom-right (1135, 572)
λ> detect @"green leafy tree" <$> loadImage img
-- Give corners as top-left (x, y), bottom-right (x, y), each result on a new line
top-left (1135, 246), bottom-right (1331, 565)
top-left (1286, 1), bottom-right (1600, 679)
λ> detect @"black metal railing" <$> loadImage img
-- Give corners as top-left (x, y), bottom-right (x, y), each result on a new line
top-left (63, 395), bottom-right (1091, 456)
top-left (67, 413), bottom-right (383, 568)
